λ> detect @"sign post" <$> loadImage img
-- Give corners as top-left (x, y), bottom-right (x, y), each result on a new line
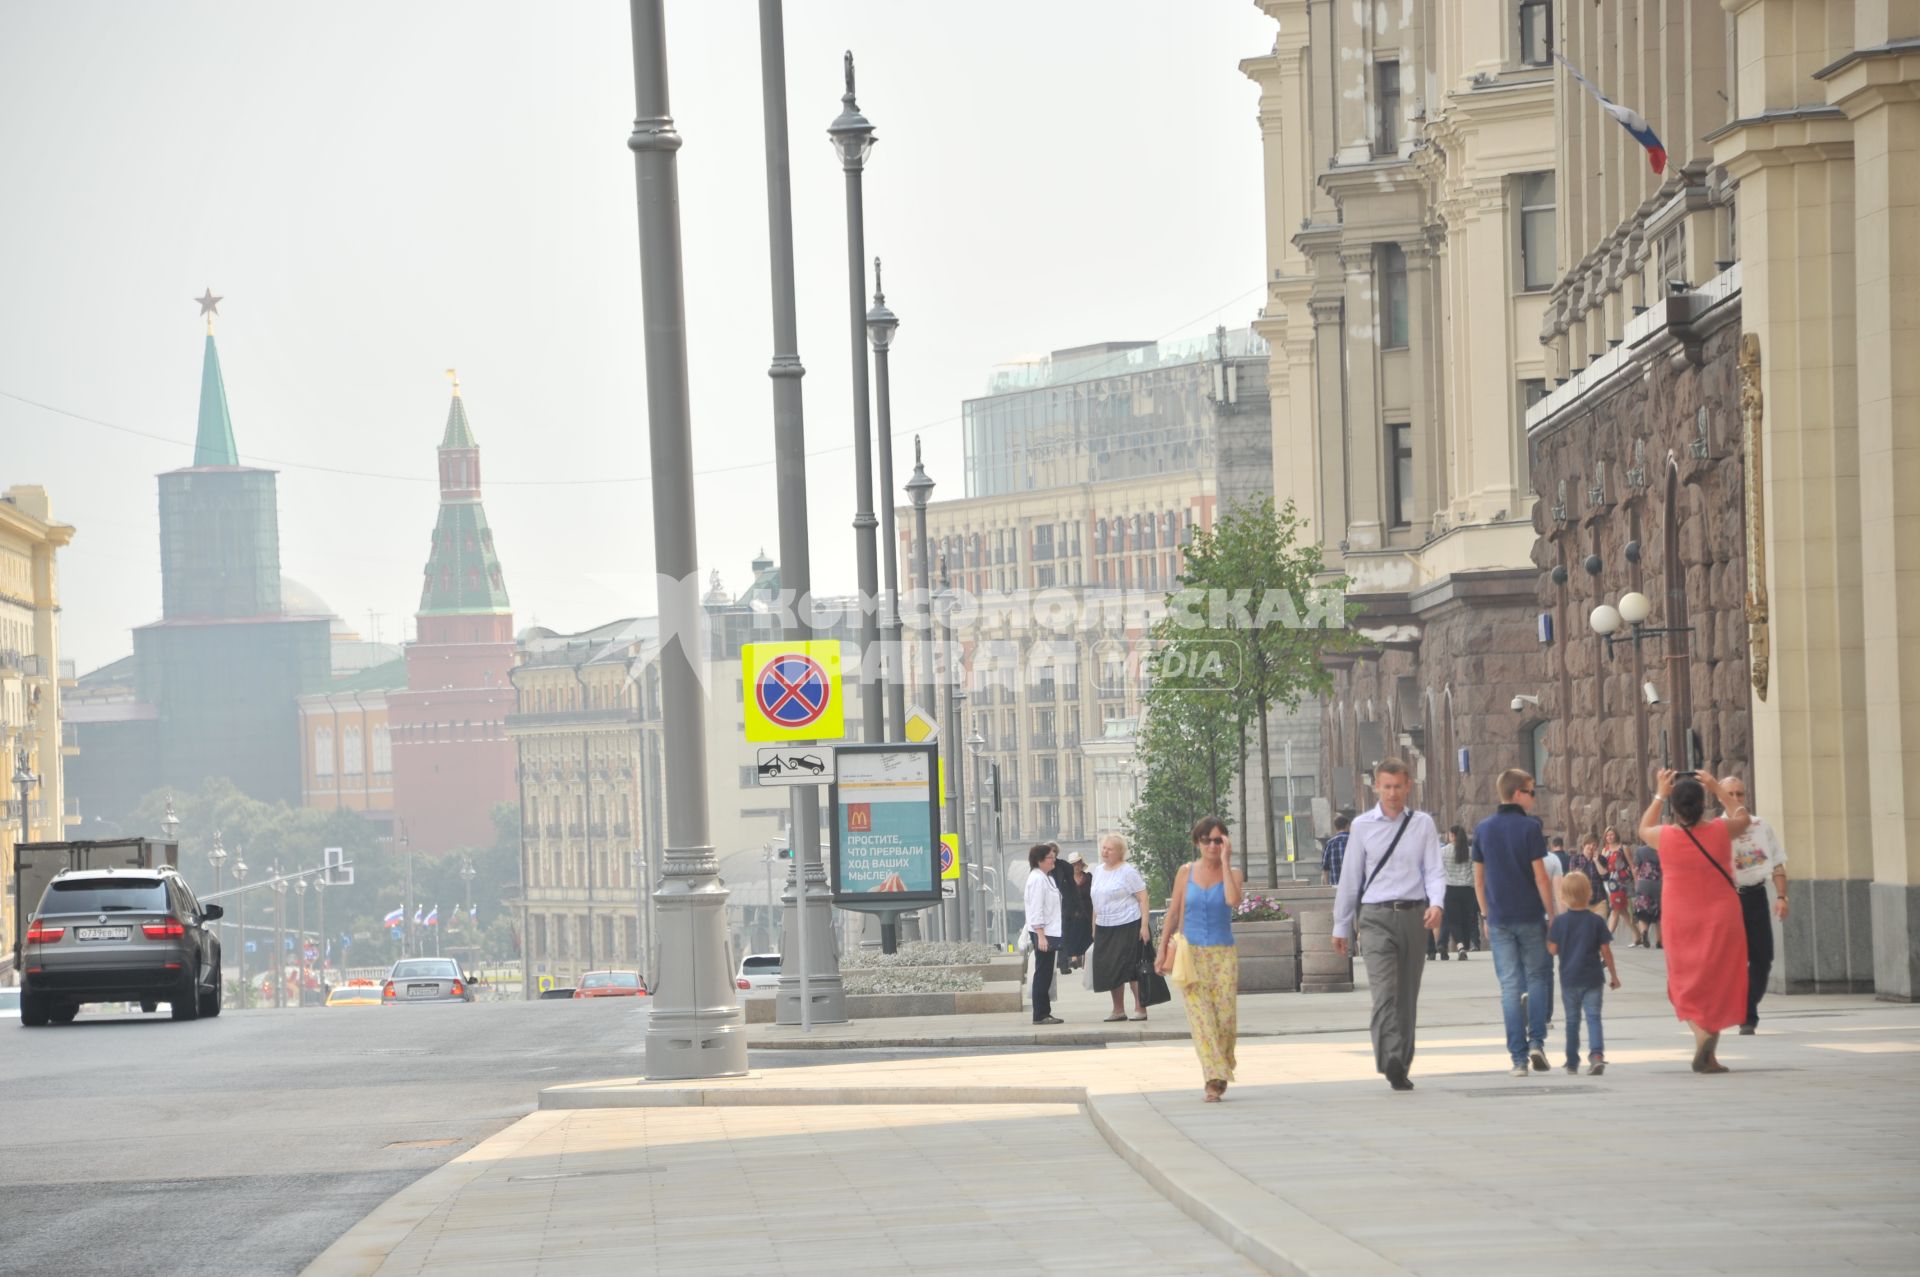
top-left (828, 743), bottom-right (941, 953)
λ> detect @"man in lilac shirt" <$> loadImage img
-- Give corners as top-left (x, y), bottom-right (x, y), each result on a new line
top-left (1332, 759), bottom-right (1446, 1091)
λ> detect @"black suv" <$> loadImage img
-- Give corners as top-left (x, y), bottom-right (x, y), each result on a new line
top-left (19, 867), bottom-right (223, 1026)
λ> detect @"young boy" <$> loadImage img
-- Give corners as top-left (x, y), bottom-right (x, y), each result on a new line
top-left (1546, 871), bottom-right (1620, 1075)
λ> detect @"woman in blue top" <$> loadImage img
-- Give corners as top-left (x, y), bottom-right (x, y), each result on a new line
top-left (1155, 815), bottom-right (1245, 1101)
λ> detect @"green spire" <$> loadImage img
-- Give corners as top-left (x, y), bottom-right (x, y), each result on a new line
top-left (193, 333), bottom-right (239, 467)
top-left (441, 387), bottom-right (476, 449)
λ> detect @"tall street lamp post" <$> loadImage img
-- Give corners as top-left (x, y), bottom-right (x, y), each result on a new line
top-left (867, 260), bottom-right (905, 739)
top-left (628, 0), bottom-right (747, 1079)
top-left (12, 747), bottom-right (36, 847)
top-left (207, 836), bottom-right (227, 903)
top-left (907, 439), bottom-right (935, 725)
top-left (314, 876), bottom-right (327, 991)
top-left (967, 731), bottom-right (986, 942)
top-left (397, 822), bottom-right (413, 959)
top-left (459, 857), bottom-right (475, 965)
top-left (760, 0), bottom-right (842, 1027)
top-left (272, 869), bottom-right (286, 1009)
top-left (295, 877), bottom-right (308, 1008)
top-left (828, 51), bottom-right (884, 747)
top-left (162, 795), bottom-right (180, 848)
top-left (232, 856), bottom-right (247, 1009)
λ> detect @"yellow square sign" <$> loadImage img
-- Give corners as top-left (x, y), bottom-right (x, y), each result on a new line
top-left (741, 641), bottom-right (845, 743)
top-left (904, 705), bottom-right (939, 743)
top-left (941, 833), bottom-right (961, 880)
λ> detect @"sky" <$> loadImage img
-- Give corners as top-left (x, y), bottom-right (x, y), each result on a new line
top-left (1, 1), bottom-right (1276, 675)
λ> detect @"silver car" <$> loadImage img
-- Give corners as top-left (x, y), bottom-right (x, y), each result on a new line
top-left (382, 958), bottom-right (472, 1004)
top-left (19, 868), bottom-right (223, 1025)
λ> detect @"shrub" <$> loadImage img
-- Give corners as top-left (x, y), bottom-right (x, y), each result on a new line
top-left (842, 968), bottom-right (985, 995)
top-left (1233, 893), bottom-right (1291, 923)
top-left (841, 940), bottom-right (1000, 969)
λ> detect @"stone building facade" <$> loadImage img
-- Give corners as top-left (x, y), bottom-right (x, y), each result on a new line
top-left (1528, 0), bottom-right (1920, 998)
top-left (1242, 0), bottom-right (1553, 827)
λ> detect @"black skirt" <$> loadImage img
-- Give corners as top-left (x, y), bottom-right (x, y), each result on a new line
top-left (1092, 921), bottom-right (1145, 992)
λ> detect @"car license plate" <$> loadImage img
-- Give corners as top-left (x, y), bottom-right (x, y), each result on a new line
top-left (406, 984), bottom-right (437, 998)
top-left (75, 926), bottom-right (130, 942)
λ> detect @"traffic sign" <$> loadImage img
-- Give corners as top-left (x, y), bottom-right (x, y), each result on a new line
top-left (942, 881), bottom-right (957, 899)
top-left (537, 974), bottom-right (554, 993)
top-left (940, 832), bottom-right (960, 881)
top-left (743, 641), bottom-right (845, 743)
top-left (323, 846), bottom-right (353, 886)
top-left (756, 746), bottom-right (836, 786)
top-left (904, 705), bottom-right (939, 743)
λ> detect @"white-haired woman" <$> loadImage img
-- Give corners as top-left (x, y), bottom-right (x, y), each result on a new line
top-left (1090, 832), bottom-right (1151, 1021)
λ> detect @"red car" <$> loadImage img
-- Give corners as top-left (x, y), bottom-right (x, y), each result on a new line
top-left (572, 970), bottom-right (648, 999)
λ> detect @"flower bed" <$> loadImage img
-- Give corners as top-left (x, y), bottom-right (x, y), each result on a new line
top-left (1233, 893), bottom-right (1292, 923)
top-left (841, 968), bottom-right (986, 996)
top-left (842, 941), bottom-right (1001, 969)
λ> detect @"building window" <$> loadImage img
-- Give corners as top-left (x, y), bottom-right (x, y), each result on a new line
top-left (1518, 0), bottom-right (1552, 67)
top-left (343, 726), bottom-right (364, 775)
top-left (1374, 60), bottom-right (1401, 155)
top-left (314, 727), bottom-right (334, 778)
top-left (1388, 424), bottom-right (1414, 528)
top-left (1519, 171), bottom-right (1556, 292)
top-left (372, 725), bottom-right (391, 775)
top-left (1379, 245), bottom-right (1409, 349)
top-left (1519, 379), bottom-right (1547, 492)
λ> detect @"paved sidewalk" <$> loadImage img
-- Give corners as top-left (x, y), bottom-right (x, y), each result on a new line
top-left (307, 950), bottom-right (1920, 1276)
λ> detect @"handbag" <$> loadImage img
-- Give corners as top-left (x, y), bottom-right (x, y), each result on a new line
top-left (1135, 937), bottom-right (1174, 1006)
top-left (1167, 932), bottom-right (1196, 985)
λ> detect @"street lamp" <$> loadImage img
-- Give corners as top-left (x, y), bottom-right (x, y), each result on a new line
top-left (867, 258), bottom-right (906, 739)
top-left (272, 869), bottom-right (287, 1009)
top-left (294, 877), bottom-right (309, 1008)
top-left (232, 855), bottom-right (247, 1009)
top-left (907, 438), bottom-right (936, 728)
top-left (207, 833), bottom-right (227, 900)
top-left (459, 857), bottom-right (476, 965)
top-left (966, 731), bottom-right (986, 942)
top-left (162, 795), bottom-right (180, 847)
top-left (313, 875), bottom-right (327, 992)
top-left (397, 821), bottom-right (413, 959)
top-left (829, 50), bottom-right (884, 747)
top-left (12, 747), bottom-right (37, 846)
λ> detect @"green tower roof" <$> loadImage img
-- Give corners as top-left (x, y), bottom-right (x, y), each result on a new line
top-left (193, 333), bottom-right (239, 466)
top-left (418, 389), bottom-right (511, 616)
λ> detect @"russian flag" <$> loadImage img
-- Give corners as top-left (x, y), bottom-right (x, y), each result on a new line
top-left (384, 907), bottom-right (404, 929)
top-left (425, 905), bottom-right (439, 928)
top-left (1556, 53), bottom-right (1666, 174)
top-left (413, 905), bottom-right (425, 926)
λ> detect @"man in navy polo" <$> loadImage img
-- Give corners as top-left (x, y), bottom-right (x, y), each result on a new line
top-left (1474, 768), bottom-right (1558, 1077)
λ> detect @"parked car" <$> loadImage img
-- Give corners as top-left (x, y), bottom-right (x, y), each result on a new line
top-left (735, 953), bottom-right (781, 996)
top-left (380, 958), bottom-right (472, 1004)
top-left (573, 971), bottom-right (648, 999)
top-left (18, 866), bottom-right (223, 1025)
top-left (787, 754), bottom-right (827, 775)
top-left (538, 986), bottom-right (577, 1000)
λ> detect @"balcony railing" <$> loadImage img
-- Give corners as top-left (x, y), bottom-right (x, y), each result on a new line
top-left (1030, 733), bottom-right (1055, 751)
top-left (1031, 779), bottom-right (1059, 798)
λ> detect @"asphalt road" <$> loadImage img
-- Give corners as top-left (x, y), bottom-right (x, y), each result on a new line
top-left (0, 998), bottom-right (656, 1276)
top-left (0, 999), bottom-right (1042, 1276)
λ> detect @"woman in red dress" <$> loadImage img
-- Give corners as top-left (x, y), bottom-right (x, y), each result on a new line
top-left (1637, 768), bottom-right (1750, 1073)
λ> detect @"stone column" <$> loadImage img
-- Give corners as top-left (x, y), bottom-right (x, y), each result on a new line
top-left (1403, 238), bottom-right (1437, 527)
top-left (1309, 293), bottom-right (1349, 552)
top-left (1717, 113), bottom-right (1871, 993)
top-left (1825, 39), bottom-right (1920, 998)
top-left (1340, 246), bottom-right (1384, 549)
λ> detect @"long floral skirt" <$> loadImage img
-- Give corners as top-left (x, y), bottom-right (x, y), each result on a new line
top-left (1182, 944), bottom-right (1238, 1083)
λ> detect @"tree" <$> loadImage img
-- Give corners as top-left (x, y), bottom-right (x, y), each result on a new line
top-left (1156, 499), bottom-right (1357, 885)
top-left (1124, 667), bottom-right (1241, 902)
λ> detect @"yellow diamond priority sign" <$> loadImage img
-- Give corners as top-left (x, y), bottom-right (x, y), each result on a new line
top-left (904, 705), bottom-right (939, 744)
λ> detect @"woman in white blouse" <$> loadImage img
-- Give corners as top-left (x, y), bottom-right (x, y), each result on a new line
top-left (1089, 833), bottom-right (1152, 1021)
top-left (1023, 843), bottom-right (1064, 1024)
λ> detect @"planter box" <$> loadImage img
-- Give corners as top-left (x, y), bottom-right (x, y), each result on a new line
top-left (744, 988), bottom-right (1021, 1022)
top-left (1232, 919), bottom-right (1299, 993)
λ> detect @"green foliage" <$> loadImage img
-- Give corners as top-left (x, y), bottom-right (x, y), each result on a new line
top-left (1125, 498), bottom-right (1358, 889)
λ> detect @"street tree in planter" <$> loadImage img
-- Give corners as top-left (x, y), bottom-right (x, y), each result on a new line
top-left (1125, 658), bottom-right (1241, 903)
top-left (1173, 498), bottom-right (1357, 886)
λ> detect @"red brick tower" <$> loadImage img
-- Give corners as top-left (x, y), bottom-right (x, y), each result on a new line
top-left (388, 375), bottom-right (518, 856)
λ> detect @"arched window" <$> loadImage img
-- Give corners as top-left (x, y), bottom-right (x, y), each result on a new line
top-left (343, 726), bottom-right (364, 775)
top-left (1094, 521), bottom-right (1106, 553)
top-left (372, 725), bottom-right (392, 774)
top-left (1111, 517), bottom-right (1126, 552)
top-left (314, 727), bottom-right (334, 778)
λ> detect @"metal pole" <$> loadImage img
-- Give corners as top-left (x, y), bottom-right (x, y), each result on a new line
top-left (1285, 738), bottom-right (1297, 879)
top-left (296, 880), bottom-right (307, 1008)
top-left (761, 0), bottom-right (843, 1027)
top-left (972, 743), bottom-right (988, 942)
top-left (948, 655), bottom-right (971, 943)
top-left (992, 761), bottom-right (1009, 950)
top-left (829, 50), bottom-right (884, 748)
top-left (401, 824), bottom-right (413, 959)
top-left (629, 0), bottom-right (746, 1079)
top-left (868, 262), bottom-right (906, 740)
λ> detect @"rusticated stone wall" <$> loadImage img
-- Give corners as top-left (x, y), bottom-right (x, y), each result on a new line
top-left (1529, 313), bottom-right (1753, 841)
top-left (1323, 577), bottom-right (1544, 835)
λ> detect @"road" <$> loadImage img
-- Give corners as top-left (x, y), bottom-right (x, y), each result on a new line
top-left (0, 999), bottom-right (1042, 1276)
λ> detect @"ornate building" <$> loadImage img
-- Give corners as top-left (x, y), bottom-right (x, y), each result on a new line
top-left (387, 379), bottom-right (518, 858)
top-left (1242, 0), bottom-right (1555, 831)
top-left (1529, 0), bottom-right (1920, 999)
top-left (1, 485), bottom-right (77, 967)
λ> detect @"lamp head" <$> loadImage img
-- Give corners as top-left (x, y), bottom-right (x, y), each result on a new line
top-left (827, 53), bottom-right (876, 170)
top-left (1589, 604), bottom-right (1623, 637)
top-left (1617, 591), bottom-right (1653, 625)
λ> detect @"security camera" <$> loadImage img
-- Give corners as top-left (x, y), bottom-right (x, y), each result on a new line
top-left (1643, 681), bottom-right (1662, 706)
top-left (1511, 694), bottom-right (1542, 714)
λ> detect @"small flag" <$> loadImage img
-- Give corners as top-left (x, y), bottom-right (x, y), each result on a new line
top-left (469, 903), bottom-right (478, 920)
top-left (413, 905), bottom-right (425, 926)
top-left (1555, 53), bottom-right (1666, 173)
top-left (383, 907), bottom-right (404, 929)
top-left (425, 905), bottom-right (440, 928)
top-left (341, 931), bottom-right (353, 949)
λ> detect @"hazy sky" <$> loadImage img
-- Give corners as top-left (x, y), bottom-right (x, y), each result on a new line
top-left (2, 2), bottom-right (1274, 674)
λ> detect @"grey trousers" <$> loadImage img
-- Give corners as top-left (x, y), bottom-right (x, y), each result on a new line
top-left (1359, 904), bottom-right (1428, 1075)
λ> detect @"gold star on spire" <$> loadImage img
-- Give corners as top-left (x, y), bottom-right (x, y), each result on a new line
top-left (195, 288), bottom-right (223, 334)
top-left (445, 367), bottom-right (461, 396)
